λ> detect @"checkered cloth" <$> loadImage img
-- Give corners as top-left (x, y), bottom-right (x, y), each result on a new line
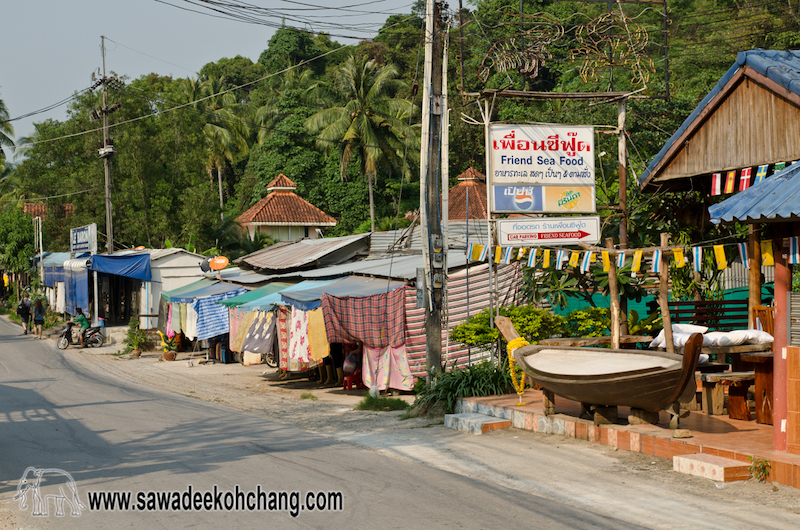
top-left (321, 287), bottom-right (406, 348)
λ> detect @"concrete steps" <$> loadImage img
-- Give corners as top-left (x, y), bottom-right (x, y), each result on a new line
top-left (673, 453), bottom-right (751, 482)
top-left (444, 413), bottom-right (511, 435)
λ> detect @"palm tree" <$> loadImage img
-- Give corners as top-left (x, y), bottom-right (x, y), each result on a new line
top-left (0, 92), bottom-right (15, 164)
top-left (252, 67), bottom-right (317, 146)
top-left (305, 56), bottom-right (415, 232)
top-left (199, 77), bottom-right (250, 219)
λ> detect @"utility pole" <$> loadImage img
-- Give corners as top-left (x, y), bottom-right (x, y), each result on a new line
top-left (96, 36), bottom-right (118, 255)
top-left (420, 0), bottom-right (445, 380)
top-left (618, 98), bottom-right (628, 334)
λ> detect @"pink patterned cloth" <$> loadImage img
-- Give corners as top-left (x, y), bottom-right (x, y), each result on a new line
top-left (288, 306), bottom-right (317, 372)
top-left (362, 345), bottom-right (413, 391)
top-left (165, 304), bottom-right (175, 339)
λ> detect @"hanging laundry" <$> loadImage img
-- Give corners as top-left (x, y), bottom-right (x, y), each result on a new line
top-left (308, 308), bottom-right (330, 361)
top-left (362, 344), bottom-right (414, 391)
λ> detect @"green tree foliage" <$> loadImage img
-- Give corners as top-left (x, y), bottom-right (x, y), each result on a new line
top-left (0, 206), bottom-right (34, 274)
top-left (0, 91), bottom-right (14, 163)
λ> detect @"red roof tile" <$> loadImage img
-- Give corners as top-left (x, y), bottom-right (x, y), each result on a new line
top-left (448, 168), bottom-right (488, 220)
top-left (24, 203), bottom-right (74, 220)
top-left (237, 175), bottom-right (336, 226)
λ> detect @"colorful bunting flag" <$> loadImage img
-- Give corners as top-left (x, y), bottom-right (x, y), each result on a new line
top-left (737, 242), bottom-right (749, 269)
top-left (711, 173), bottom-right (722, 196)
top-left (527, 248), bottom-right (537, 268)
top-left (517, 248), bottom-right (526, 260)
top-left (542, 249), bottom-right (551, 268)
top-left (692, 246), bottom-right (703, 272)
top-left (754, 165), bottom-right (768, 185)
top-left (790, 236), bottom-right (800, 265)
top-left (651, 249), bottom-right (662, 274)
top-left (631, 250), bottom-right (643, 272)
top-left (601, 251), bottom-right (611, 272)
top-left (580, 251), bottom-right (593, 273)
top-left (724, 171), bottom-right (736, 193)
top-left (775, 162), bottom-right (787, 172)
top-left (713, 244), bottom-right (727, 270)
top-left (674, 248), bottom-right (686, 268)
top-left (494, 246), bottom-right (502, 263)
top-left (739, 167), bottom-right (752, 191)
top-left (556, 250), bottom-right (566, 270)
top-left (617, 251), bottom-right (625, 269)
top-left (467, 243), bottom-right (481, 261)
top-left (569, 251), bottom-right (580, 268)
top-left (502, 247), bottom-right (513, 264)
top-left (761, 240), bottom-right (774, 266)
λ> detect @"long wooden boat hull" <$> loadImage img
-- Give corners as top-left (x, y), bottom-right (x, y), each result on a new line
top-left (513, 335), bottom-right (702, 412)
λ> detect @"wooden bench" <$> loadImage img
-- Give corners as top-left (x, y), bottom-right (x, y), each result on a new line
top-left (698, 372), bottom-right (755, 420)
top-left (647, 299), bottom-right (750, 331)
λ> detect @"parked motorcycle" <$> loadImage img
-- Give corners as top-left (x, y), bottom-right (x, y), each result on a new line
top-left (56, 322), bottom-right (105, 349)
top-left (264, 350), bottom-right (278, 368)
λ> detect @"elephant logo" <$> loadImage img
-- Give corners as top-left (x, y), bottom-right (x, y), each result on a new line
top-left (13, 467), bottom-right (85, 517)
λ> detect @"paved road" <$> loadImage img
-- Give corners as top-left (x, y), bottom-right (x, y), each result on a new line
top-left (0, 317), bottom-right (640, 529)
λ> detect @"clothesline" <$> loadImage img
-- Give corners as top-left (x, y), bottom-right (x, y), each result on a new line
top-left (467, 236), bottom-right (800, 274)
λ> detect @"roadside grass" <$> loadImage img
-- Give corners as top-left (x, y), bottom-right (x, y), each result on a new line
top-left (300, 392), bottom-right (318, 401)
top-left (355, 393), bottom-right (410, 412)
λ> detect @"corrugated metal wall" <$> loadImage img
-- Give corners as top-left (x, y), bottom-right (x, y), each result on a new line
top-left (404, 262), bottom-right (523, 377)
top-left (792, 293), bottom-right (800, 346)
top-left (720, 261), bottom-right (775, 289)
top-left (371, 221), bottom-right (492, 254)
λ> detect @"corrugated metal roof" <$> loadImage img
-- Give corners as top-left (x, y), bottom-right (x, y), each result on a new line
top-left (708, 163), bottom-right (800, 224)
top-left (204, 267), bottom-right (274, 284)
top-left (370, 221), bottom-right (491, 254)
top-left (238, 234), bottom-right (370, 271)
top-left (640, 49), bottom-right (800, 191)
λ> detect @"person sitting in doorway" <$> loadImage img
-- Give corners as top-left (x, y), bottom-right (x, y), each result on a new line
top-left (71, 308), bottom-right (90, 348)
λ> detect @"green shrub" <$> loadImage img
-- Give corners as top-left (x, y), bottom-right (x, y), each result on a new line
top-left (355, 394), bottom-right (410, 411)
top-left (563, 307), bottom-right (610, 337)
top-left (450, 304), bottom-right (566, 347)
top-left (413, 360), bottom-right (513, 414)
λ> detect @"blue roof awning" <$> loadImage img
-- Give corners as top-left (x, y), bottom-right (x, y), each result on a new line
top-left (708, 164), bottom-right (800, 224)
top-left (89, 254), bottom-right (151, 281)
top-left (238, 280), bottom-right (335, 312)
top-left (170, 281), bottom-right (245, 303)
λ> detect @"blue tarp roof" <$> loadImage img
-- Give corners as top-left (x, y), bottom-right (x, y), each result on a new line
top-left (217, 282), bottom-right (293, 307)
top-left (708, 163), bottom-right (800, 224)
top-left (238, 280), bottom-right (335, 312)
top-left (170, 281), bottom-right (245, 303)
top-left (280, 276), bottom-right (406, 311)
top-left (41, 252), bottom-right (83, 268)
top-left (640, 49), bottom-right (800, 190)
top-left (89, 254), bottom-right (151, 281)
top-left (161, 279), bottom-right (216, 301)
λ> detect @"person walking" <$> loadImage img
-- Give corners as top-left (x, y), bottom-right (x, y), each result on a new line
top-left (32, 298), bottom-right (45, 339)
top-left (16, 292), bottom-right (33, 335)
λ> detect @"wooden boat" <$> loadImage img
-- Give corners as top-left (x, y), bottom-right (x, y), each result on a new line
top-left (497, 317), bottom-right (703, 413)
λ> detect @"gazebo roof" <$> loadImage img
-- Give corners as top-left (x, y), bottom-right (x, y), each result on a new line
top-left (448, 167), bottom-right (488, 221)
top-left (237, 174), bottom-right (336, 227)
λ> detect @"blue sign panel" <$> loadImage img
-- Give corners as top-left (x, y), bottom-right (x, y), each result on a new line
top-left (493, 186), bottom-right (544, 213)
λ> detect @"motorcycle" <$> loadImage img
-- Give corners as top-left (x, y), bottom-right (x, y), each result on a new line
top-left (56, 322), bottom-right (105, 350)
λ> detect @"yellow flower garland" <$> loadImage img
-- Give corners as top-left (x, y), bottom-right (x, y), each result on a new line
top-left (507, 337), bottom-right (530, 405)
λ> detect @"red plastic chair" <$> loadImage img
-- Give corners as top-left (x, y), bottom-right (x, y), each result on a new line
top-left (343, 369), bottom-right (366, 390)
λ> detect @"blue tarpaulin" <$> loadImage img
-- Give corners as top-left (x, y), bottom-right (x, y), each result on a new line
top-left (89, 254), bottom-right (151, 281)
top-left (239, 280), bottom-right (335, 312)
top-left (169, 282), bottom-right (245, 303)
top-left (280, 276), bottom-right (406, 311)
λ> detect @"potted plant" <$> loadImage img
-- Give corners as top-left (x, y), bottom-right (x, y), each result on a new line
top-left (123, 317), bottom-right (149, 357)
top-left (156, 331), bottom-right (178, 361)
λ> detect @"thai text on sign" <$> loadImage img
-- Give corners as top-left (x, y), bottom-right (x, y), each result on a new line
top-left (489, 124), bottom-right (595, 186)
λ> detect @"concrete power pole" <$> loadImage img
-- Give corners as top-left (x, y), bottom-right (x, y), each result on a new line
top-left (98, 36), bottom-right (116, 255)
top-left (420, 0), bottom-right (445, 380)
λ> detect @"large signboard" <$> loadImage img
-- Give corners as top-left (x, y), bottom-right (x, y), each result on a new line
top-left (496, 216), bottom-right (601, 247)
top-left (70, 223), bottom-right (97, 254)
top-left (493, 185), bottom-right (596, 214)
top-left (489, 123), bottom-right (595, 214)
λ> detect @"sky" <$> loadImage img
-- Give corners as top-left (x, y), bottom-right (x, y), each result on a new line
top-left (1, 0), bottom-right (411, 160)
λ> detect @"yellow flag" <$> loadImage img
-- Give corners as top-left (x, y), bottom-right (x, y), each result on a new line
top-left (590, 252), bottom-right (597, 262)
top-left (761, 240), bottom-right (774, 266)
top-left (517, 248), bottom-right (526, 260)
top-left (601, 251), bottom-right (610, 272)
top-left (470, 244), bottom-right (484, 261)
top-left (569, 251), bottom-right (580, 267)
top-left (673, 248), bottom-right (686, 268)
top-left (543, 249), bottom-right (551, 268)
top-left (713, 244), bottom-right (727, 270)
top-left (631, 250), bottom-right (644, 272)
top-left (494, 246), bottom-right (502, 263)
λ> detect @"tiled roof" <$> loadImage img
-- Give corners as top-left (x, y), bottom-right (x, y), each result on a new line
top-left (266, 173), bottom-right (297, 190)
top-left (237, 175), bottom-right (336, 226)
top-left (448, 168), bottom-right (488, 220)
top-left (24, 203), bottom-right (74, 219)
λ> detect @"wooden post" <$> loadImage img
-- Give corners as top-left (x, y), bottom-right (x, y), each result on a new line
top-left (748, 225), bottom-right (762, 327)
top-left (606, 238), bottom-right (621, 349)
top-left (773, 224), bottom-right (790, 451)
top-left (659, 233), bottom-right (674, 354)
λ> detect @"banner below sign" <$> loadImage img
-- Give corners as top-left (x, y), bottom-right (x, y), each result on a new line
top-left (492, 185), bottom-right (596, 213)
top-left (496, 216), bottom-right (601, 247)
